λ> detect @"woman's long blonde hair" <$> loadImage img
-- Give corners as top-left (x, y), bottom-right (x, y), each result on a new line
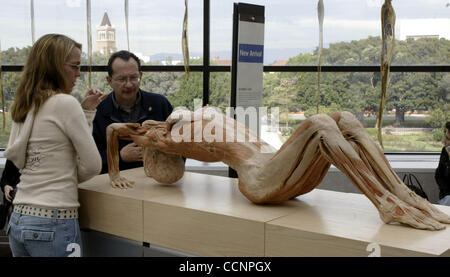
top-left (10, 34), bottom-right (82, 123)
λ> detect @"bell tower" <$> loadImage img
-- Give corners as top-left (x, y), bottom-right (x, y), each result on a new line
top-left (96, 12), bottom-right (117, 55)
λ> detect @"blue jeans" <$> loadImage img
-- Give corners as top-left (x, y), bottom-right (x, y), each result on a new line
top-left (7, 211), bottom-right (82, 257)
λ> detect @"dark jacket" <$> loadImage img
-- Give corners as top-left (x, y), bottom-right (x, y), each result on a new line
top-left (93, 89), bottom-right (173, 174)
top-left (1, 159), bottom-right (20, 205)
top-left (0, 159), bottom-right (19, 229)
top-left (435, 147), bottom-right (450, 200)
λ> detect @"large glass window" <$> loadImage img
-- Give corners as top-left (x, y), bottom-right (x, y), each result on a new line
top-left (125, 0), bottom-right (203, 65)
top-left (212, 0), bottom-right (450, 65)
top-left (1, 0), bottom-right (449, 152)
top-left (0, 3), bottom-right (32, 59)
top-left (210, 72), bottom-right (231, 111)
top-left (34, 1), bottom-right (87, 49)
top-left (264, 71), bottom-right (449, 151)
top-left (210, 0), bottom-right (449, 152)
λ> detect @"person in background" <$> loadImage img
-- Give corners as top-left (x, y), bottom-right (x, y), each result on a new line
top-left (1, 160), bottom-right (19, 204)
top-left (4, 33), bottom-right (105, 257)
top-left (0, 160), bottom-right (20, 232)
top-left (435, 121), bottom-right (450, 206)
top-left (93, 50), bottom-right (174, 174)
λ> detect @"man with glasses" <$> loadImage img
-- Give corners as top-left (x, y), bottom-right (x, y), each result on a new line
top-left (93, 50), bottom-right (174, 174)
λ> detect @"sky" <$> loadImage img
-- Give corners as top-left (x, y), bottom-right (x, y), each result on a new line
top-left (0, 0), bottom-right (449, 61)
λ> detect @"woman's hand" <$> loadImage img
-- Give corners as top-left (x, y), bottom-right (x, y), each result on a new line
top-left (81, 88), bottom-right (107, 111)
top-left (4, 185), bottom-right (14, 202)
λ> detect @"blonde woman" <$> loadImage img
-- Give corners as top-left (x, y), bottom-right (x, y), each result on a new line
top-left (4, 34), bottom-right (105, 257)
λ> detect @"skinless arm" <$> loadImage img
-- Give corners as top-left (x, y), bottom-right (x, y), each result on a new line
top-left (106, 122), bottom-right (145, 189)
top-left (377, 0), bottom-right (396, 149)
top-left (182, 0), bottom-right (190, 74)
top-left (316, 0), bottom-right (324, 114)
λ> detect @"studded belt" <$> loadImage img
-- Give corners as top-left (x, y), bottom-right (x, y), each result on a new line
top-left (14, 204), bottom-right (78, 219)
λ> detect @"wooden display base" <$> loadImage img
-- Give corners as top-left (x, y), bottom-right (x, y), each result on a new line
top-left (78, 168), bottom-right (450, 257)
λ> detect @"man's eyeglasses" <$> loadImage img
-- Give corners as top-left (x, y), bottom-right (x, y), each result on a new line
top-left (112, 76), bottom-right (141, 85)
top-left (65, 63), bottom-right (81, 71)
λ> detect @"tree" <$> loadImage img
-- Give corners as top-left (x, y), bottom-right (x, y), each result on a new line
top-left (2, 36), bottom-right (450, 127)
top-left (275, 36), bottom-right (450, 128)
top-left (167, 72), bottom-right (202, 110)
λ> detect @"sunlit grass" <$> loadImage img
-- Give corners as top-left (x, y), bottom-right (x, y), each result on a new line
top-left (365, 128), bottom-right (442, 151)
top-left (281, 127), bottom-right (443, 152)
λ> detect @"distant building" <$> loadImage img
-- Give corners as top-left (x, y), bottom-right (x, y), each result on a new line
top-left (271, 60), bottom-right (288, 66)
top-left (212, 56), bottom-right (231, 66)
top-left (399, 18), bottom-right (450, 41)
top-left (96, 12), bottom-right (117, 55)
top-left (266, 60), bottom-right (289, 74)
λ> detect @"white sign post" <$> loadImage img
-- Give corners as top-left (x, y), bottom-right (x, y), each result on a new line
top-left (230, 3), bottom-right (265, 177)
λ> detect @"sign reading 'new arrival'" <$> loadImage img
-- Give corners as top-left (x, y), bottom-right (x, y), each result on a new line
top-left (238, 44), bottom-right (264, 63)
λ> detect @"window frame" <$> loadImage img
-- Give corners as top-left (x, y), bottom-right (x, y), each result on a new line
top-left (1, 0), bottom-right (449, 154)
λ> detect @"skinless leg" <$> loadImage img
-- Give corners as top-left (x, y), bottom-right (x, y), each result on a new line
top-left (331, 112), bottom-right (450, 227)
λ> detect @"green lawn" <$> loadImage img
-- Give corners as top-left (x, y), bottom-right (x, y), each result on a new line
top-left (279, 115), bottom-right (443, 152)
top-left (364, 128), bottom-right (442, 151)
top-left (281, 126), bottom-right (443, 152)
